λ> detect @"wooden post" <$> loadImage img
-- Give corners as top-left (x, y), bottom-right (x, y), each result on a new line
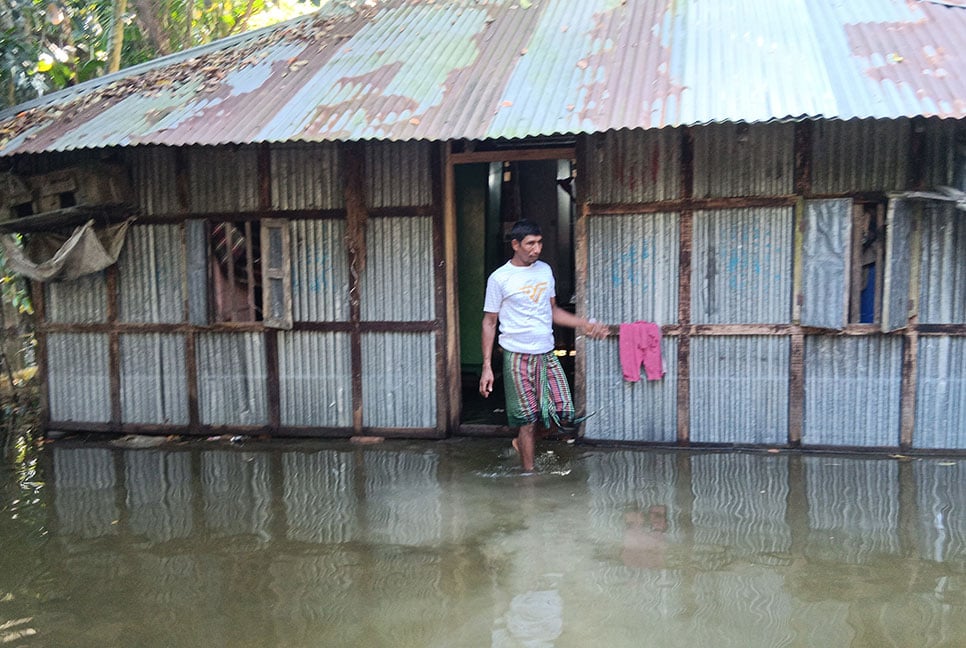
top-left (677, 127), bottom-right (694, 445)
top-left (344, 143), bottom-right (367, 435)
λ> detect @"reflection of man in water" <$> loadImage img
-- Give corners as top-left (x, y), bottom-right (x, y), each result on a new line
top-left (621, 505), bottom-right (668, 569)
top-left (479, 219), bottom-right (609, 472)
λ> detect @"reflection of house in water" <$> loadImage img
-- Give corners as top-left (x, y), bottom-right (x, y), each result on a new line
top-left (2, 1), bottom-right (965, 453)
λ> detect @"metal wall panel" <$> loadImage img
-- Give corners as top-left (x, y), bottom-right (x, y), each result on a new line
top-left (587, 213), bottom-right (679, 325)
top-left (803, 336), bottom-right (902, 448)
top-left (918, 202), bottom-right (966, 324)
top-left (290, 219), bottom-right (349, 322)
top-left (125, 146), bottom-right (179, 216)
top-left (915, 460), bottom-right (966, 562)
top-left (692, 122), bottom-right (795, 199)
top-left (196, 332), bottom-right (267, 426)
top-left (689, 336), bottom-right (788, 445)
top-left (120, 333), bottom-right (189, 425)
top-left (920, 118), bottom-right (958, 189)
top-left (811, 119), bottom-right (909, 194)
top-left (365, 140), bottom-right (433, 208)
top-left (278, 331), bottom-right (352, 428)
top-left (124, 450), bottom-right (193, 542)
top-left (360, 216), bottom-right (434, 321)
top-left (271, 142), bottom-right (344, 210)
top-left (44, 272), bottom-right (106, 323)
top-left (52, 447), bottom-right (118, 538)
top-left (882, 198), bottom-right (914, 331)
top-left (201, 450), bottom-right (271, 538)
top-left (117, 224), bottom-right (185, 323)
top-left (804, 456), bottom-right (900, 562)
top-left (801, 199), bottom-right (851, 329)
top-left (187, 145), bottom-right (260, 213)
top-left (47, 332), bottom-right (110, 423)
top-left (583, 129), bottom-right (682, 204)
top-left (691, 208), bottom-right (794, 324)
top-left (283, 451), bottom-right (358, 543)
top-left (185, 220), bottom-right (209, 325)
top-left (364, 450), bottom-right (441, 546)
top-left (361, 332), bottom-right (436, 428)
top-left (585, 336), bottom-right (677, 443)
top-left (915, 337), bottom-right (966, 450)
top-left (691, 453), bottom-right (791, 554)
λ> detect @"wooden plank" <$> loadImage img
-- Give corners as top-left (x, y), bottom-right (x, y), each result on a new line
top-left (792, 198), bottom-right (805, 323)
top-left (449, 147), bottom-right (576, 165)
top-left (185, 330), bottom-right (200, 434)
top-left (107, 266), bottom-right (121, 426)
top-left (900, 330), bottom-right (919, 450)
top-left (794, 120), bottom-right (813, 196)
top-left (265, 329), bottom-right (280, 434)
top-left (344, 143), bottom-right (367, 435)
top-left (788, 331), bottom-right (804, 446)
top-left (677, 127), bottom-right (694, 445)
top-left (441, 142), bottom-right (462, 433)
top-left (574, 136), bottom-right (590, 428)
top-left (32, 280), bottom-right (50, 431)
top-left (589, 195), bottom-right (798, 215)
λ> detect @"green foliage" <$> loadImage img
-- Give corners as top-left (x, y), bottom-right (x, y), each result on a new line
top-left (0, 0), bottom-right (327, 110)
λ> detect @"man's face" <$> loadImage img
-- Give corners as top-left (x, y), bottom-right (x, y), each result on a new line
top-left (511, 234), bottom-right (543, 266)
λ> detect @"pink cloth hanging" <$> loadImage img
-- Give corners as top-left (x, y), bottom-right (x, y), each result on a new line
top-left (619, 321), bottom-right (664, 382)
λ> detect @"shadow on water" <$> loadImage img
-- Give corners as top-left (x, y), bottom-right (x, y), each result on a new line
top-left (1, 434), bottom-right (966, 647)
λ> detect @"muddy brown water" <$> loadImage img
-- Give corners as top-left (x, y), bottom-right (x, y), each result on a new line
top-left (1, 435), bottom-right (964, 647)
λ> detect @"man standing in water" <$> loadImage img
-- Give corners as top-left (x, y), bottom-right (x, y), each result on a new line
top-left (479, 219), bottom-right (609, 472)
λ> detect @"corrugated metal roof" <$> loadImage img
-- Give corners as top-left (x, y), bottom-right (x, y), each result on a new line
top-left (1, 0), bottom-right (964, 156)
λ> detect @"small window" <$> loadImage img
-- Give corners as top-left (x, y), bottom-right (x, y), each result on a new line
top-left (849, 202), bottom-right (885, 324)
top-left (210, 220), bottom-right (261, 322)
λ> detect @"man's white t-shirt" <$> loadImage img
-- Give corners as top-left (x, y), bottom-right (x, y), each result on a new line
top-left (483, 260), bottom-right (555, 354)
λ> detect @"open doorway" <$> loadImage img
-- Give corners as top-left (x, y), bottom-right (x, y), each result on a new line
top-left (456, 156), bottom-right (577, 428)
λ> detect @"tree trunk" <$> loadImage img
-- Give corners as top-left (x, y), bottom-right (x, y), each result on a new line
top-left (108, 0), bottom-right (129, 73)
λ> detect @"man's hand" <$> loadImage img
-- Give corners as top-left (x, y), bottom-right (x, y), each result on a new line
top-left (479, 365), bottom-right (494, 398)
top-left (586, 320), bottom-right (610, 340)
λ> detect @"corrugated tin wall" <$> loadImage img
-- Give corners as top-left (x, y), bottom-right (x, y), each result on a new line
top-left (290, 219), bottom-right (349, 322)
top-left (188, 145), bottom-right (260, 213)
top-left (362, 332), bottom-right (436, 428)
top-left (800, 199), bottom-right (851, 329)
top-left (360, 216), bottom-right (435, 321)
top-left (691, 208), bottom-right (793, 324)
top-left (365, 140), bottom-right (433, 208)
top-left (583, 129), bottom-right (683, 204)
top-left (918, 202), bottom-right (966, 324)
top-left (278, 331), bottom-right (352, 428)
top-left (120, 333), bottom-right (189, 425)
top-left (271, 142), bottom-right (344, 210)
top-left (45, 273), bottom-right (106, 323)
top-left (196, 333), bottom-right (268, 426)
top-left (803, 336), bottom-right (903, 448)
top-left (585, 337), bottom-right (677, 443)
top-left (117, 225), bottom-right (185, 323)
top-left (587, 213), bottom-right (679, 324)
top-left (692, 122), bottom-right (795, 198)
top-left (689, 336), bottom-right (788, 445)
top-left (915, 338), bottom-right (966, 450)
top-left (125, 147), bottom-right (180, 216)
top-left (47, 332), bottom-right (111, 423)
top-left (811, 119), bottom-right (909, 194)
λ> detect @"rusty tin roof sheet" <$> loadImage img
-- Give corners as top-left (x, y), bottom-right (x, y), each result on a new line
top-left (1, 0), bottom-right (964, 156)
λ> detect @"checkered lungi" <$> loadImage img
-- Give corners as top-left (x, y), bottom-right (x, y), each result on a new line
top-left (503, 351), bottom-right (575, 428)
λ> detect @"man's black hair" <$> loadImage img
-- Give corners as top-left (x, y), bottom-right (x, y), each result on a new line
top-left (509, 219), bottom-right (542, 242)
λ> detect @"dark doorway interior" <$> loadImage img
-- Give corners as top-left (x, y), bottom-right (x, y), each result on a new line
top-left (456, 158), bottom-right (576, 426)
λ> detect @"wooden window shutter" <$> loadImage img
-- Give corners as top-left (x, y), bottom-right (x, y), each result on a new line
top-left (261, 219), bottom-right (292, 329)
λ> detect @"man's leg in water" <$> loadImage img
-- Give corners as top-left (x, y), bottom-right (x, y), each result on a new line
top-left (516, 423), bottom-right (537, 472)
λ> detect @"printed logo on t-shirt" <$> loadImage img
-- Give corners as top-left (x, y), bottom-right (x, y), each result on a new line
top-left (519, 281), bottom-right (548, 303)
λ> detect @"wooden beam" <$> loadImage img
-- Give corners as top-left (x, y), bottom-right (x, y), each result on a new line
top-left (449, 147), bottom-right (576, 165)
top-left (344, 142), bottom-right (367, 435)
top-left (441, 142), bottom-right (462, 433)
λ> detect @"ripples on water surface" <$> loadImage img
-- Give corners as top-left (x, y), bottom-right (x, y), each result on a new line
top-left (1, 436), bottom-right (965, 647)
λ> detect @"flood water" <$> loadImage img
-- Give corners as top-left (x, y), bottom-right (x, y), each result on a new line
top-left (1, 434), bottom-right (965, 647)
